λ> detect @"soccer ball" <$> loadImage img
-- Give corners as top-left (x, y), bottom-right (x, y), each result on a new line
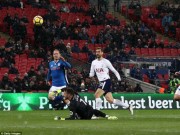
top-left (33, 15), bottom-right (43, 26)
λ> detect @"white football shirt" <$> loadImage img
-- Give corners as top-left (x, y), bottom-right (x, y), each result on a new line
top-left (89, 58), bottom-right (121, 82)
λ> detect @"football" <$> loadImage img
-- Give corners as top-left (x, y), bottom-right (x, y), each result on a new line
top-left (33, 15), bottom-right (43, 26)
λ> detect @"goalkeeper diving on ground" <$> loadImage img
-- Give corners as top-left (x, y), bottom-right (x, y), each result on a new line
top-left (54, 87), bottom-right (118, 120)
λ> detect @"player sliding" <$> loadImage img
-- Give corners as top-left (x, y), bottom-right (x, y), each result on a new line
top-left (46, 49), bottom-right (71, 109)
top-left (54, 87), bottom-right (118, 120)
top-left (89, 47), bottom-right (133, 115)
top-left (174, 71), bottom-right (180, 100)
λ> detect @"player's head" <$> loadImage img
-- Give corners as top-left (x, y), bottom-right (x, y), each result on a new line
top-left (53, 49), bottom-right (61, 60)
top-left (63, 87), bottom-right (75, 100)
top-left (96, 47), bottom-right (103, 59)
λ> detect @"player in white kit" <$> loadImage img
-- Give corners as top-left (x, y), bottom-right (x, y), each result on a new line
top-left (174, 71), bottom-right (180, 100)
top-left (89, 47), bottom-right (133, 115)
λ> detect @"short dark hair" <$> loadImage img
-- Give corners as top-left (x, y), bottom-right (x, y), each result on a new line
top-left (64, 87), bottom-right (75, 95)
top-left (53, 49), bottom-right (60, 53)
top-left (96, 47), bottom-right (103, 51)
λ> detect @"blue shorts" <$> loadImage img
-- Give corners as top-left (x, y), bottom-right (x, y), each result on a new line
top-left (98, 79), bottom-right (112, 95)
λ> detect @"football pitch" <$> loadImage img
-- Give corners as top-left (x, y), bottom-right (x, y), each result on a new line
top-left (0, 110), bottom-right (179, 135)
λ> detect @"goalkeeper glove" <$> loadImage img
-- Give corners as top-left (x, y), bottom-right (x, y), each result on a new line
top-left (54, 116), bottom-right (65, 121)
top-left (60, 117), bottom-right (65, 120)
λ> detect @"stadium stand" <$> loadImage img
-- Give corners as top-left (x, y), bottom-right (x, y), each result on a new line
top-left (0, 0), bottom-right (179, 93)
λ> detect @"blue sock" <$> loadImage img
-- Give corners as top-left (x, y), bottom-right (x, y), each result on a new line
top-left (54, 95), bottom-right (63, 102)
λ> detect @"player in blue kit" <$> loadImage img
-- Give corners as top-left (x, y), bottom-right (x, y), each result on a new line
top-left (47, 49), bottom-right (71, 109)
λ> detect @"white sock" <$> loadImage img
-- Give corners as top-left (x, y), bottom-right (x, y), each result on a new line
top-left (113, 99), bottom-right (129, 108)
top-left (95, 98), bottom-right (102, 110)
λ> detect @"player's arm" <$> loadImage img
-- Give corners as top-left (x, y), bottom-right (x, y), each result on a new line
top-left (60, 100), bottom-right (78, 120)
top-left (60, 56), bottom-right (72, 68)
top-left (89, 62), bottom-right (95, 78)
top-left (175, 71), bottom-right (180, 75)
top-left (46, 63), bottom-right (51, 85)
top-left (106, 60), bottom-right (121, 81)
top-left (62, 61), bottom-right (71, 68)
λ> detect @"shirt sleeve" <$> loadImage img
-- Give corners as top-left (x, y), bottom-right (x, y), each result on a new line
top-left (65, 102), bottom-right (78, 120)
top-left (61, 61), bottom-right (72, 69)
top-left (89, 61), bottom-right (95, 77)
top-left (106, 60), bottom-right (121, 81)
top-left (46, 63), bottom-right (51, 81)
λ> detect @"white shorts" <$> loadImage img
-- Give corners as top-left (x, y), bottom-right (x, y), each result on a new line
top-left (175, 86), bottom-right (180, 95)
top-left (49, 86), bottom-right (66, 93)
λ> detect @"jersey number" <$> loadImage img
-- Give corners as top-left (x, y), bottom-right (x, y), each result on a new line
top-left (80, 99), bottom-right (87, 105)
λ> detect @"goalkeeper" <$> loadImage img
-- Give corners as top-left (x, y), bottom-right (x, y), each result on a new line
top-left (54, 87), bottom-right (118, 120)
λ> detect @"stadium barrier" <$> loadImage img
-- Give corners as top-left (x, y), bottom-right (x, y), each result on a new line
top-left (0, 93), bottom-right (179, 111)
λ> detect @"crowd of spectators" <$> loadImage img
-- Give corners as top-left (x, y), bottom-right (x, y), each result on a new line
top-left (148, 1), bottom-right (180, 37)
top-left (1, 0), bottom-right (179, 93)
top-left (0, 0), bottom-right (23, 8)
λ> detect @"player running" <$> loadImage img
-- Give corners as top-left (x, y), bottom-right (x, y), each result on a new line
top-left (89, 47), bottom-right (133, 115)
top-left (174, 71), bottom-right (180, 100)
top-left (47, 49), bottom-right (71, 109)
top-left (54, 87), bottom-right (118, 120)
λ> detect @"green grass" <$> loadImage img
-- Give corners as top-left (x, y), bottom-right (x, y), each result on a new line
top-left (0, 110), bottom-right (180, 135)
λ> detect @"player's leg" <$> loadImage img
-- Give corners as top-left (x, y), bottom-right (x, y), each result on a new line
top-left (48, 86), bottom-right (65, 110)
top-left (105, 92), bottom-right (129, 108)
top-left (174, 86), bottom-right (180, 100)
top-left (105, 92), bottom-right (134, 115)
top-left (92, 109), bottom-right (107, 118)
top-left (92, 109), bottom-right (118, 120)
top-left (94, 88), bottom-right (104, 110)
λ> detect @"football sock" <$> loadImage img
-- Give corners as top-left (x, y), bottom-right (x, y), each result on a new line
top-left (113, 99), bottom-right (129, 108)
top-left (54, 95), bottom-right (63, 102)
top-left (95, 98), bottom-right (102, 110)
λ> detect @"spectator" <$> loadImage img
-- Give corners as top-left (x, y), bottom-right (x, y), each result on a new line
top-left (114, 0), bottom-right (120, 11)
top-left (82, 43), bottom-right (89, 53)
top-left (88, 51), bottom-right (96, 62)
top-left (129, 47), bottom-right (136, 55)
top-left (21, 15), bottom-right (29, 23)
top-left (134, 83), bottom-right (143, 92)
top-left (12, 78), bottom-right (22, 93)
top-left (27, 66), bottom-right (37, 78)
top-left (22, 80), bottom-right (30, 91)
top-left (66, 43), bottom-right (72, 54)
top-left (71, 42), bottom-right (81, 53)
top-left (1, 58), bottom-right (10, 68)
top-left (8, 64), bottom-right (19, 74)
top-left (59, 4), bottom-right (69, 13)
top-left (82, 19), bottom-right (90, 28)
top-left (158, 40), bottom-right (164, 48)
top-left (70, 4), bottom-right (79, 13)
top-left (55, 40), bottom-right (67, 53)
top-left (1, 73), bottom-right (11, 89)
top-left (134, 68), bottom-right (143, 80)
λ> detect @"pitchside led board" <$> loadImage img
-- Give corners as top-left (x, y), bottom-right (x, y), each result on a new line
top-left (0, 93), bottom-right (180, 111)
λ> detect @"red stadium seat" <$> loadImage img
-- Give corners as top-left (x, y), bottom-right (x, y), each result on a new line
top-left (143, 74), bottom-right (150, 83)
top-left (148, 48), bottom-right (156, 56)
top-left (163, 48), bottom-right (171, 56)
top-left (170, 49), bottom-right (178, 56)
top-left (135, 48), bottom-right (141, 56)
top-left (0, 68), bottom-right (9, 74)
top-left (155, 48), bottom-right (164, 56)
top-left (141, 48), bottom-right (149, 56)
top-left (9, 74), bottom-right (17, 81)
top-left (72, 53), bottom-right (79, 59)
top-left (79, 53), bottom-right (88, 61)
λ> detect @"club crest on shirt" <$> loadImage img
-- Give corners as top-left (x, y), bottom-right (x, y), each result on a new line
top-left (95, 68), bottom-right (104, 73)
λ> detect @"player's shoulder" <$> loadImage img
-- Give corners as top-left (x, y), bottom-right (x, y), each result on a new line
top-left (102, 58), bottom-right (110, 63)
top-left (49, 60), bottom-right (54, 63)
top-left (92, 59), bottom-right (98, 64)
